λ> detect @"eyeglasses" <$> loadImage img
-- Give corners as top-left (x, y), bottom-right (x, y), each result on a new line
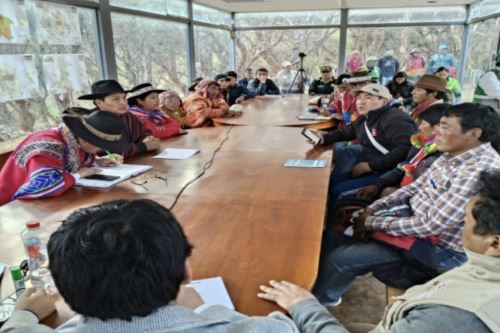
top-left (131, 173), bottom-right (168, 191)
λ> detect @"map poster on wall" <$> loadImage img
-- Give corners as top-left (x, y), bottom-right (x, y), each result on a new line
top-left (0, 0), bottom-right (30, 44)
top-left (34, 1), bottom-right (81, 45)
top-left (42, 54), bottom-right (90, 95)
top-left (0, 54), bottom-right (40, 103)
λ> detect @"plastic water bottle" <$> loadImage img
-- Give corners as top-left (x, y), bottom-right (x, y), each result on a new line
top-left (20, 221), bottom-right (53, 288)
top-left (321, 97), bottom-right (329, 110)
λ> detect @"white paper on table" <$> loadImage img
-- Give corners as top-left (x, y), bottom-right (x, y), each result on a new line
top-left (153, 148), bottom-right (200, 160)
top-left (75, 164), bottom-right (152, 188)
top-left (187, 276), bottom-right (234, 310)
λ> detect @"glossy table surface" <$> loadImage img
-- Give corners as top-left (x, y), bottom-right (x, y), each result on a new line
top-left (213, 94), bottom-right (336, 129)
top-left (0, 126), bottom-right (332, 327)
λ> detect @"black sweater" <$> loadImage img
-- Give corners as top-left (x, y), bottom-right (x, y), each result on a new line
top-left (323, 104), bottom-right (416, 172)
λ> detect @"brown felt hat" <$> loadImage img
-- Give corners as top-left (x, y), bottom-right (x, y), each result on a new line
top-left (415, 74), bottom-right (449, 94)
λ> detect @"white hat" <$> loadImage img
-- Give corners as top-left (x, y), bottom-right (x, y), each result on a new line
top-left (352, 83), bottom-right (393, 100)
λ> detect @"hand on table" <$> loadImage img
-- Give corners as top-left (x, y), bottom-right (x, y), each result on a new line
top-left (143, 136), bottom-right (160, 151)
top-left (15, 288), bottom-right (57, 321)
top-left (95, 154), bottom-right (123, 167)
top-left (257, 280), bottom-right (315, 311)
top-left (235, 96), bottom-right (245, 104)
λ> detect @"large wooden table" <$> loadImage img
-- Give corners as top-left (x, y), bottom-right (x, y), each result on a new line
top-left (213, 94), bottom-right (336, 129)
top-left (0, 126), bottom-right (331, 326)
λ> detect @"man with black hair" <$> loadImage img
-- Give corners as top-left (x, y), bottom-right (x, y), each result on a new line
top-left (256, 170), bottom-right (500, 333)
top-left (1, 199), bottom-right (305, 332)
top-left (313, 103), bottom-right (500, 307)
top-left (223, 70), bottom-right (254, 105)
top-left (237, 68), bottom-right (253, 88)
top-left (247, 68), bottom-right (280, 96)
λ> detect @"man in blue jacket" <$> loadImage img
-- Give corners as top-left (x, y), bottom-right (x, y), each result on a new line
top-left (247, 68), bottom-right (280, 96)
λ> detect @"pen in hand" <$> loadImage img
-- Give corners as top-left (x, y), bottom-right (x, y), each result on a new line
top-left (104, 151), bottom-right (123, 166)
top-left (105, 150), bottom-right (117, 161)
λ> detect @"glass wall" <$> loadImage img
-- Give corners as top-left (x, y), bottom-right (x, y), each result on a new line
top-left (235, 10), bottom-right (340, 27)
top-left (462, 17), bottom-right (500, 101)
top-left (348, 7), bottom-right (466, 24)
top-left (0, 0), bottom-right (101, 150)
top-left (110, 0), bottom-right (188, 17)
top-left (234, 11), bottom-right (341, 80)
top-left (2, 1), bottom-right (499, 151)
top-left (193, 3), bottom-right (232, 27)
top-left (346, 25), bottom-right (464, 80)
top-left (470, 0), bottom-right (500, 20)
top-left (112, 13), bottom-right (189, 93)
top-left (236, 28), bottom-right (340, 79)
top-left (194, 26), bottom-right (232, 78)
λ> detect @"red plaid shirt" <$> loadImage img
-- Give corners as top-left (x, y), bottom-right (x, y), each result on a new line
top-left (365, 143), bottom-right (500, 252)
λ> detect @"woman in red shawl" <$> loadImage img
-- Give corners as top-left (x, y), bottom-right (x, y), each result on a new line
top-left (127, 83), bottom-right (183, 139)
top-left (0, 109), bottom-right (128, 206)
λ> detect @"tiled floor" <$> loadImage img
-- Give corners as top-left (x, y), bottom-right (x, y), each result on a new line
top-left (329, 273), bottom-right (387, 326)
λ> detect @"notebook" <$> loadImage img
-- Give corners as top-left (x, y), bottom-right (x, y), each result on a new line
top-left (284, 159), bottom-right (327, 168)
top-left (187, 276), bottom-right (234, 310)
top-left (75, 164), bottom-right (152, 188)
top-left (153, 148), bottom-right (200, 160)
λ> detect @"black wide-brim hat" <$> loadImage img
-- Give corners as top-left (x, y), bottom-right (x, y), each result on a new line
top-left (126, 83), bottom-right (165, 99)
top-left (78, 80), bottom-right (131, 100)
top-left (62, 108), bottom-right (129, 154)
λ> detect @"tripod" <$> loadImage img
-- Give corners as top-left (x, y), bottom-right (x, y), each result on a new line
top-left (286, 53), bottom-right (309, 94)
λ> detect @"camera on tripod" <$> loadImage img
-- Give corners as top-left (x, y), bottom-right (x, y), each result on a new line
top-left (285, 52), bottom-right (308, 94)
